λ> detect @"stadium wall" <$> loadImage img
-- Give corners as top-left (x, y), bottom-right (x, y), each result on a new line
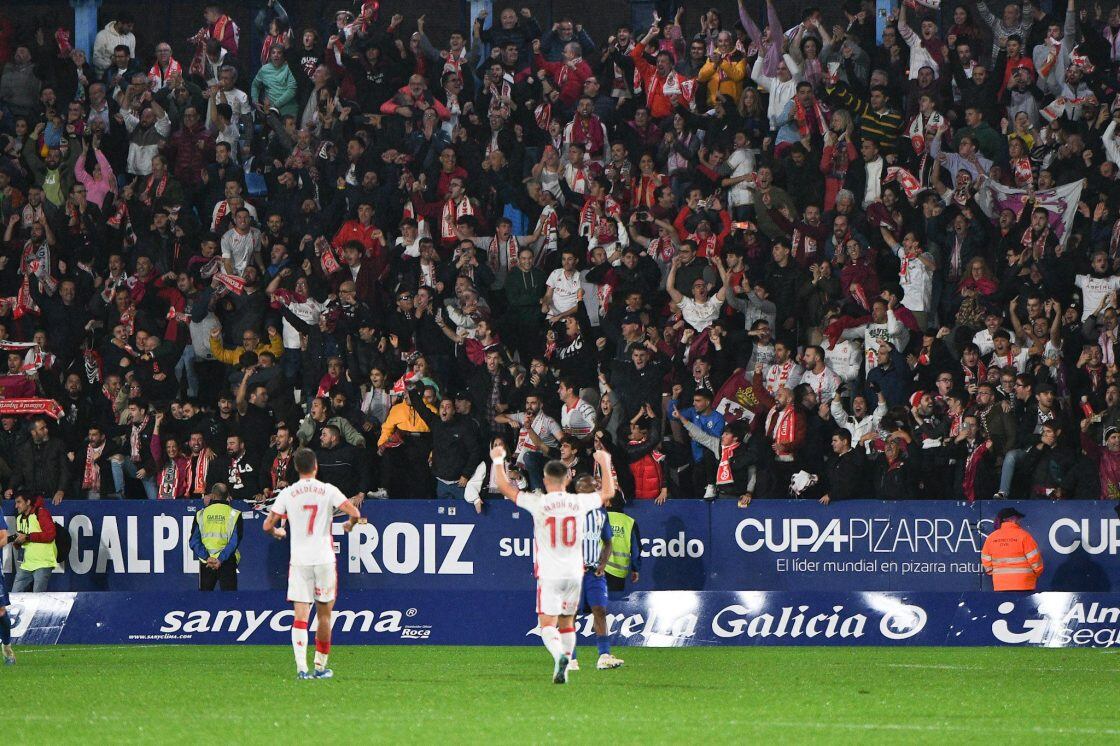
top-left (13, 589), bottom-right (1120, 648)
top-left (5, 499), bottom-right (1120, 593)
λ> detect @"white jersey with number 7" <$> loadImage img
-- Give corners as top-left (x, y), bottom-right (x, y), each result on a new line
top-left (270, 477), bottom-right (349, 566)
top-left (515, 490), bottom-right (604, 580)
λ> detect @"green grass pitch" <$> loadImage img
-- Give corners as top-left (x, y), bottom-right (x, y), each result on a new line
top-left (11, 645), bottom-right (1119, 742)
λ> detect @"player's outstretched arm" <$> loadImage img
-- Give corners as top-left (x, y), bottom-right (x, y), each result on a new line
top-left (489, 445), bottom-right (521, 501)
top-left (339, 498), bottom-right (366, 532)
top-left (592, 449), bottom-right (615, 506)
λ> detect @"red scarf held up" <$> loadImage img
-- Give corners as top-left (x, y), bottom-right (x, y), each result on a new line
top-left (716, 441), bottom-right (740, 485)
top-left (569, 115), bottom-right (605, 157)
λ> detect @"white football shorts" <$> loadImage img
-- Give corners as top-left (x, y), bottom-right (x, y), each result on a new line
top-left (287, 563), bottom-right (337, 604)
top-left (536, 577), bottom-right (581, 616)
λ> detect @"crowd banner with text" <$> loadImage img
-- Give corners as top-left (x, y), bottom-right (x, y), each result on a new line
top-left (14, 590), bottom-right (1120, 648)
top-left (4, 500), bottom-right (1120, 593)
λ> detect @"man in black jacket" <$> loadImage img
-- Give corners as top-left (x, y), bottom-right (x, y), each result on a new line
top-left (4, 417), bottom-right (69, 504)
top-left (713, 421), bottom-right (759, 505)
top-left (314, 424), bottom-right (369, 502)
top-left (206, 434), bottom-right (263, 502)
top-left (468, 349), bottom-right (515, 436)
top-left (608, 345), bottom-right (667, 418)
top-left (410, 390), bottom-right (482, 501)
top-left (822, 430), bottom-right (867, 503)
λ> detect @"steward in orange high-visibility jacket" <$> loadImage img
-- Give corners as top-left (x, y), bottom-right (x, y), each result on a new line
top-left (981, 508), bottom-right (1044, 591)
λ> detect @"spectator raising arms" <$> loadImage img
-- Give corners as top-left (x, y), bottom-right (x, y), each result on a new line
top-left (0, 0), bottom-right (1116, 506)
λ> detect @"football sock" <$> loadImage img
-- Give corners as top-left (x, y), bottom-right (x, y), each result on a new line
top-left (0, 613), bottom-right (10, 645)
top-left (559, 627), bottom-right (576, 658)
top-left (314, 639), bottom-right (330, 671)
top-left (540, 625), bottom-right (563, 663)
top-left (596, 634), bottom-right (610, 656)
top-left (292, 620), bottom-right (309, 673)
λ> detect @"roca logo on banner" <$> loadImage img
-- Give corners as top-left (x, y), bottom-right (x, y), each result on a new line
top-left (991, 600), bottom-right (1120, 647)
top-left (1047, 518), bottom-right (1120, 555)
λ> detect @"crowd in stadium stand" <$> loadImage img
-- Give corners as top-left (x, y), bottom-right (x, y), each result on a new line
top-left (1, 0), bottom-right (1120, 508)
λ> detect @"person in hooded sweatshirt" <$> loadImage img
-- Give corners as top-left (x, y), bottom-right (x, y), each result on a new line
top-left (0, 46), bottom-right (41, 118)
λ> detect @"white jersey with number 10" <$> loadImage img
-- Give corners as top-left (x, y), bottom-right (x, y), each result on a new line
top-left (270, 477), bottom-right (348, 566)
top-left (515, 490), bottom-right (603, 580)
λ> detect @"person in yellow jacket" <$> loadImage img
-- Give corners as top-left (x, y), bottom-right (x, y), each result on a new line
top-left (377, 380), bottom-right (437, 498)
top-left (11, 494), bottom-right (58, 592)
top-left (696, 32), bottom-right (746, 105)
top-left (981, 508), bottom-right (1044, 591)
top-left (209, 324), bottom-right (283, 366)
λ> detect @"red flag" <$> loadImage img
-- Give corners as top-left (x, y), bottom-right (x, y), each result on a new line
top-left (713, 369), bottom-right (766, 424)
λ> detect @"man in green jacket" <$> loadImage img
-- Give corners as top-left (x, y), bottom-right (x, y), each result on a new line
top-left (252, 46), bottom-right (298, 117)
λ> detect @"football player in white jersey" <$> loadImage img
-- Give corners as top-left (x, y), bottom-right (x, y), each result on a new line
top-left (490, 442), bottom-right (615, 684)
top-left (263, 448), bottom-right (364, 680)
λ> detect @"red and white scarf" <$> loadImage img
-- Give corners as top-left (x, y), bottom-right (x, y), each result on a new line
top-left (211, 200), bottom-right (231, 231)
top-left (148, 58), bottom-right (182, 91)
top-left (767, 404), bottom-right (797, 452)
top-left (568, 114), bottom-right (605, 157)
top-left (649, 70), bottom-right (694, 109)
top-left (440, 197), bottom-right (474, 241)
top-left (533, 102), bottom-right (553, 131)
top-left (631, 173), bottom-right (664, 209)
top-left (214, 272), bottom-right (247, 295)
top-left (716, 442), bottom-right (740, 485)
top-left (647, 236), bottom-right (676, 264)
top-left (535, 205), bottom-right (559, 260)
top-left (158, 455), bottom-right (191, 499)
top-left (270, 450), bottom-right (293, 490)
top-left (140, 173), bottom-right (168, 206)
top-left (555, 57), bottom-right (584, 87)
top-left (488, 235), bottom-right (521, 275)
top-left (129, 416), bottom-right (149, 463)
top-left (260, 31), bottom-right (291, 65)
top-left (191, 450), bottom-right (213, 495)
top-left (442, 46), bottom-right (468, 79)
top-left (765, 360), bottom-right (798, 393)
top-left (794, 97), bottom-right (829, 141)
top-left (908, 110), bottom-right (944, 154)
top-left (82, 442), bottom-right (105, 491)
top-left (1021, 224), bottom-right (1051, 257)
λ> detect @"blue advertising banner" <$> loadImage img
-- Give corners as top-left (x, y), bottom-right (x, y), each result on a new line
top-left (978, 501), bottom-right (1120, 593)
top-left (4, 499), bottom-right (1119, 593)
top-left (707, 500), bottom-right (985, 591)
top-left (14, 590), bottom-right (1120, 648)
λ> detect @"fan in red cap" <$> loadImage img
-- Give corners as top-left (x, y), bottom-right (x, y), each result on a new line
top-left (909, 391), bottom-right (927, 410)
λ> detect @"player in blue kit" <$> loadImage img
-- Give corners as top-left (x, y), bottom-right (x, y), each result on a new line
top-left (0, 527), bottom-right (15, 664)
top-left (567, 475), bottom-right (623, 671)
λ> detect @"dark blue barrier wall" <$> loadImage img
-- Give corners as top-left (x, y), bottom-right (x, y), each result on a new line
top-left (4, 499), bottom-right (1119, 593)
top-left (13, 590), bottom-right (1120, 648)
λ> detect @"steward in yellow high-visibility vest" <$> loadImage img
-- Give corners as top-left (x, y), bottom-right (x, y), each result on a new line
top-left (604, 507), bottom-right (641, 592)
top-left (189, 484), bottom-right (243, 591)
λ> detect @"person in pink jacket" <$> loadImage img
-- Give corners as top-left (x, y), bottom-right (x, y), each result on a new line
top-left (73, 137), bottom-right (116, 208)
